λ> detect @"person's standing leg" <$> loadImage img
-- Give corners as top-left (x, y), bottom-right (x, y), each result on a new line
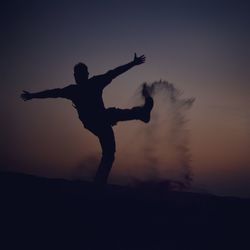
top-left (92, 126), bottom-right (116, 185)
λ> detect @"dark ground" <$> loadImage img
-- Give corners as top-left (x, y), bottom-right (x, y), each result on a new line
top-left (1, 171), bottom-right (250, 250)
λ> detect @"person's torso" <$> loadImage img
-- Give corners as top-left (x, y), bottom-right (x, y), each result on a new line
top-left (66, 77), bottom-right (108, 126)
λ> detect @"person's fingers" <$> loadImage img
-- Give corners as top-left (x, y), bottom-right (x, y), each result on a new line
top-left (139, 57), bottom-right (145, 64)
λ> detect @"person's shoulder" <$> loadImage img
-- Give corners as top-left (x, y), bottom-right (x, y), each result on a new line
top-left (89, 72), bottom-right (112, 84)
top-left (87, 75), bottom-right (102, 85)
top-left (89, 74), bottom-right (103, 81)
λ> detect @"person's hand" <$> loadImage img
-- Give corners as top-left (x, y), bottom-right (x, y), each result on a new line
top-left (21, 90), bottom-right (33, 101)
top-left (133, 53), bottom-right (146, 65)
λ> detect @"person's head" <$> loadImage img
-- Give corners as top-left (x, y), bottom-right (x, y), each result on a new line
top-left (74, 63), bottom-right (89, 84)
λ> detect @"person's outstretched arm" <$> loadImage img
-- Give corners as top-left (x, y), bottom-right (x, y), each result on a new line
top-left (21, 88), bottom-right (68, 101)
top-left (107, 53), bottom-right (146, 80)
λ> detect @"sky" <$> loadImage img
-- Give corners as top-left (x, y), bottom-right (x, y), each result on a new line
top-left (1, 0), bottom-right (250, 197)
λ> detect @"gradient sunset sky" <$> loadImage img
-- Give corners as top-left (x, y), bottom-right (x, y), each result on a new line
top-left (1, 0), bottom-right (250, 197)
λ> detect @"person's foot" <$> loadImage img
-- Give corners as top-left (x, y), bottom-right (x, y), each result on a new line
top-left (140, 84), bottom-right (154, 123)
top-left (142, 83), bottom-right (151, 98)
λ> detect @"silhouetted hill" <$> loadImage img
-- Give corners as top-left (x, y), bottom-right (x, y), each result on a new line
top-left (1, 171), bottom-right (250, 249)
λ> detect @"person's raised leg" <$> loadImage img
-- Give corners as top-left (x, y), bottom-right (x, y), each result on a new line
top-left (93, 126), bottom-right (116, 185)
top-left (106, 85), bottom-right (154, 125)
top-left (141, 83), bottom-right (154, 122)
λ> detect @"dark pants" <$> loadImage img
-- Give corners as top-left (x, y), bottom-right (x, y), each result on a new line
top-left (86, 107), bottom-right (142, 185)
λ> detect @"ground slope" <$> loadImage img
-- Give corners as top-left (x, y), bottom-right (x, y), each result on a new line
top-left (1, 172), bottom-right (250, 249)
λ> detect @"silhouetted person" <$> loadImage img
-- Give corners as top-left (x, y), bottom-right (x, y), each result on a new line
top-left (21, 54), bottom-right (153, 185)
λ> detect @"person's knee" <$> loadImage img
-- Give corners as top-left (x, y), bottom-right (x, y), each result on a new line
top-left (101, 140), bottom-right (116, 160)
top-left (102, 150), bottom-right (115, 162)
top-left (101, 146), bottom-right (115, 166)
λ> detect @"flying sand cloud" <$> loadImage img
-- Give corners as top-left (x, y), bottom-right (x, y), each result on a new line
top-left (135, 80), bottom-right (195, 188)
